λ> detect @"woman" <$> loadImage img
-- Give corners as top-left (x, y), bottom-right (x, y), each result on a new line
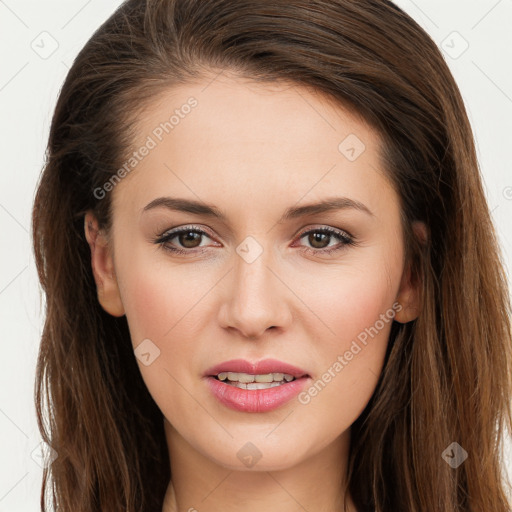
top-left (32, 0), bottom-right (512, 510)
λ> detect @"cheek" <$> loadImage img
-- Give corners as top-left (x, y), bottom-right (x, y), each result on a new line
top-left (116, 247), bottom-right (209, 346)
top-left (297, 294), bottom-right (395, 439)
top-left (115, 255), bottom-right (208, 418)
top-left (295, 252), bottom-right (401, 411)
top-left (303, 258), bottom-right (399, 349)
top-left (318, 275), bottom-right (394, 385)
top-left (120, 271), bottom-right (174, 345)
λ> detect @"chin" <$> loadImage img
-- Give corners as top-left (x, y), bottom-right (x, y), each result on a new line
top-left (198, 434), bottom-right (308, 472)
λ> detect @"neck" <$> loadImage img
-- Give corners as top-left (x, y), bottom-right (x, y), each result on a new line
top-left (161, 418), bottom-right (357, 512)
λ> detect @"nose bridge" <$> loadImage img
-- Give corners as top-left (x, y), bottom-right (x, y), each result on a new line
top-left (220, 236), bottom-right (290, 337)
top-left (235, 246), bottom-right (274, 305)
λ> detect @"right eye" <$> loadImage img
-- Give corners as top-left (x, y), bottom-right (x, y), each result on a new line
top-left (154, 225), bottom-right (219, 255)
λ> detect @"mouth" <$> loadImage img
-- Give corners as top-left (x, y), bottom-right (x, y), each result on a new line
top-left (204, 360), bottom-right (312, 413)
top-left (204, 358), bottom-right (310, 382)
top-left (211, 371), bottom-right (301, 390)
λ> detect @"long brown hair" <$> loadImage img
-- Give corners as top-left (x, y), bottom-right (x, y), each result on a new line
top-left (32, 0), bottom-right (512, 510)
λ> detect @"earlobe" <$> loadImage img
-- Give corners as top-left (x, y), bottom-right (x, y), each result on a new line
top-left (394, 221), bottom-right (427, 324)
top-left (84, 211), bottom-right (125, 317)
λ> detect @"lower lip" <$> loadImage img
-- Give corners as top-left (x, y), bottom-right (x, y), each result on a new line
top-left (205, 376), bottom-right (310, 413)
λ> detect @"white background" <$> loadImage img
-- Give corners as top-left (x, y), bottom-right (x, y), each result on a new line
top-left (0, 1), bottom-right (511, 510)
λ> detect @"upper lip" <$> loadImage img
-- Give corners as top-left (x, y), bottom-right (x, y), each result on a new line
top-left (204, 359), bottom-right (310, 378)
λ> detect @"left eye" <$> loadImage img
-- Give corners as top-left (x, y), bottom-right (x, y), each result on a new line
top-left (296, 227), bottom-right (354, 253)
top-left (154, 225), bottom-right (355, 255)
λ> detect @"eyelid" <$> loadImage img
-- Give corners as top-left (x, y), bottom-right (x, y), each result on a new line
top-left (156, 224), bottom-right (353, 242)
top-left (294, 224), bottom-right (354, 241)
top-left (157, 224), bottom-right (216, 240)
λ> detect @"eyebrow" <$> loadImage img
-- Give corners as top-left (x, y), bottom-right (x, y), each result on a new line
top-left (142, 196), bottom-right (375, 221)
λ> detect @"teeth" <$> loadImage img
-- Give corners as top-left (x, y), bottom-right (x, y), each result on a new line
top-left (255, 374), bottom-right (274, 383)
top-left (228, 381), bottom-right (286, 390)
top-left (216, 372), bottom-right (296, 383)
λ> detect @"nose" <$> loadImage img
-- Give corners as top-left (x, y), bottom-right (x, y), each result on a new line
top-left (217, 244), bottom-right (292, 339)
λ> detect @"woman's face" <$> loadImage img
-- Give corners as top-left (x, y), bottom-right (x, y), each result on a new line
top-left (87, 72), bottom-right (421, 472)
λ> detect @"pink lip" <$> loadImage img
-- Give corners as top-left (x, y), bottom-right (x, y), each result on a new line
top-left (203, 358), bottom-right (309, 378)
top-left (203, 358), bottom-right (311, 413)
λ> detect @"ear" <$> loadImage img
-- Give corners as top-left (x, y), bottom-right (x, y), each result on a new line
top-left (84, 211), bottom-right (125, 317)
top-left (394, 221), bottom-right (427, 324)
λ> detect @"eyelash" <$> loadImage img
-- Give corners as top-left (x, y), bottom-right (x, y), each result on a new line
top-left (154, 224), bottom-right (357, 256)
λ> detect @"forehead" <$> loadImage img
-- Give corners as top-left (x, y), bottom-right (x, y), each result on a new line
top-left (111, 73), bottom-right (397, 222)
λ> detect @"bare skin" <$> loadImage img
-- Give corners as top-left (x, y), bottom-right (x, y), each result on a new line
top-left (85, 71), bottom-right (424, 512)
